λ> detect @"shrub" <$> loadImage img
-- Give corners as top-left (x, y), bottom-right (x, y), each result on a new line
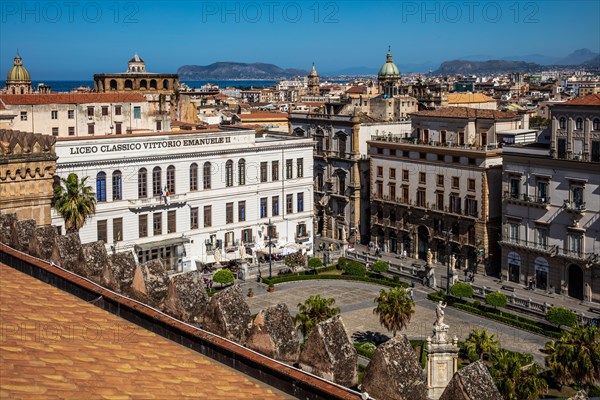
top-left (213, 269), bottom-right (234, 287)
top-left (354, 342), bottom-right (377, 359)
top-left (336, 256), bottom-right (347, 270)
top-left (545, 306), bottom-right (578, 328)
top-left (371, 260), bottom-right (389, 273)
top-left (450, 282), bottom-right (474, 299)
top-left (284, 252), bottom-right (306, 272)
top-left (307, 257), bottom-right (323, 269)
top-left (344, 260), bottom-right (367, 277)
top-left (486, 292), bottom-right (508, 309)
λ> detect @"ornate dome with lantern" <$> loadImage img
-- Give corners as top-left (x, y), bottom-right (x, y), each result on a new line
top-left (377, 47), bottom-right (401, 97)
top-left (6, 51), bottom-right (32, 94)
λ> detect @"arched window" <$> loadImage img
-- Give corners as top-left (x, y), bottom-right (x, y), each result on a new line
top-left (109, 80), bottom-right (117, 90)
top-left (166, 165), bottom-right (176, 194)
top-left (338, 133), bottom-right (347, 158)
top-left (225, 160), bottom-right (234, 187)
top-left (238, 159), bottom-right (246, 185)
top-left (124, 79), bottom-right (133, 90)
top-left (203, 162), bottom-right (211, 189)
top-left (96, 172), bottom-right (106, 202)
top-left (150, 79), bottom-right (157, 90)
top-left (593, 119), bottom-right (600, 131)
top-left (140, 79), bottom-right (147, 90)
top-left (576, 117), bottom-right (583, 130)
top-left (190, 163), bottom-right (198, 191)
top-left (559, 117), bottom-right (566, 129)
top-left (152, 166), bottom-right (162, 196)
top-left (112, 170), bottom-right (122, 200)
top-left (337, 172), bottom-right (346, 195)
top-left (138, 168), bottom-right (147, 198)
top-left (163, 79), bottom-right (169, 90)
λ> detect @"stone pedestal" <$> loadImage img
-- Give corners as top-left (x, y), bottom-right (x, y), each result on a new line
top-left (426, 324), bottom-right (459, 400)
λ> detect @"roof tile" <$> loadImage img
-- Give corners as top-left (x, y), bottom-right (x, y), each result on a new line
top-left (0, 93), bottom-right (147, 105)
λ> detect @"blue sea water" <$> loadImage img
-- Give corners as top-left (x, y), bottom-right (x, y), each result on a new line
top-left (31, 80), bottom-right (279, 93)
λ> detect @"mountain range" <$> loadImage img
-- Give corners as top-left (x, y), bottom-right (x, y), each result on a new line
top-left (177, 62), bottom-right (307, 80)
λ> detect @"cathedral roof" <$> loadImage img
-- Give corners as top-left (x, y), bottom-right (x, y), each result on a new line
top-left (378, 48), bottom-right (400, 77)
top-left (309, 63), bottom-right (318, 77)
top-left (6, 52), bottom-right (31, 83)
top-left (129, 53), bottom-right (144, 63)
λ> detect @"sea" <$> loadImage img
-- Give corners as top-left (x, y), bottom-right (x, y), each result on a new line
top-left (31, 80), bottom-right (280, 93)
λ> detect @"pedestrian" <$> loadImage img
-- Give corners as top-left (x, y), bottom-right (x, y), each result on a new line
top-left (403, 249), bottom-right (407, 259)
top-left (330, 244), bottom-right (334, 252)
top-left (532, 276), bottom-right (536, 290)
top-left (528, 277), bottom-right (533, 290)
top-left (464, 269), bottom-right (468, 282)
top-left (366, 243), bottom-right (370, 252)
top-left (409, 288), bottom-right (414, 301)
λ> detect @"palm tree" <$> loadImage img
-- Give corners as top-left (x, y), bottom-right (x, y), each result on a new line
top-left (463, 328), bottom-right (499, 361)
top-left (545, 326), bottom-right (600, 389)
top-left (490, 349), bottom-right (547, 400)
top-left (373, 287), bottom-right (415, 337)
top-left (53, 173), bottom-right (97, 234)
top-left (293, 295), bottom-right (340, 337)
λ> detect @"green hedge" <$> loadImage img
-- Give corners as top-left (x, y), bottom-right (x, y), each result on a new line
top-left (354, 342), bottom-right (377, 359)
top-left (426, 292), bottom-right (562, 338)
top-left (410, 339), bottom-right (428, 369)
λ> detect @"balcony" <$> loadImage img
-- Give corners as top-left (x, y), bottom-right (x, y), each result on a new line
top-left (296, 230), bottom-right (311, 243)
top-left (563, 200), bottom-right (586, 213)
top-left (498, 236), bottom-right (556, 255)
top-left (503, 191), bottom-right (551, 208)
top-left (128, 193), bottom-right (187, 210)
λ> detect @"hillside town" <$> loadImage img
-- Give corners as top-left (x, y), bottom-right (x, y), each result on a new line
top-left (1, 47), bottom-right (599, 400)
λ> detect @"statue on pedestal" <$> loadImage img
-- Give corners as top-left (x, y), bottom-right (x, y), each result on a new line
top-left (435, 301), bottom-right (448, 329)
top-left (427, 249), bottom-right (433, 266)
top-left (450, 254), bottom-right (456, 271)
top-left (214, 249), bottom-right (221, 266)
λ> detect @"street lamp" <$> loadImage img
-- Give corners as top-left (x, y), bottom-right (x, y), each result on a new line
top-left (443, 230), bottom-right (452, 294)
top-left (267, 218), bottom-right (273, 279)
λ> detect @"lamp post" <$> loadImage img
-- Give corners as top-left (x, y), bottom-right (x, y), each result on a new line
top-left (443, 230), bottom-right (452, 294)
top-left (268, 218), bottom-right (273, 279)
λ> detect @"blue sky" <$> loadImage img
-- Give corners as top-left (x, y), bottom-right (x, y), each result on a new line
top-left (1, 0), bottom-right (599, 79)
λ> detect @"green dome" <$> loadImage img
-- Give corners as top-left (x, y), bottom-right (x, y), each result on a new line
top-left (7, 53), bottom-right (31, 82)
top-left (378, 49), bottom-right (400, 77)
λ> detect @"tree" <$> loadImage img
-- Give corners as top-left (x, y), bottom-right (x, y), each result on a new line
top-left (486, 292), bottom-right (508, 314)
top-left (545, 326), bottom-right (600, 389)
top-left (373, 287), bottom-right (415, 337)
top-left (52, 173), bottom-right (97, 234)
top-left (284, 252), bottom-right (306, 272)
top-left (490, 349), bottom-right (548, 400)
top-left (344, 260), bottom-right (366, 277)
top-left (545, 306), bottom-right (578, 329)
top-left (371, 260), bottom-right (389, 273)
top-left (307, 257), bottom-right (323, 269)
top-left (293, 295), bottom-right (340, 337)
top-left (463, 328), bottom-right (500, 361)
top-left (213, 269), bottom-right (234, 287)
top-left (450, 282), bottom-right (474, 299)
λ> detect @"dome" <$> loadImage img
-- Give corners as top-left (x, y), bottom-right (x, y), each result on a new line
top-left (378, 48), bottom-right (400, 77)
top-left (7, 53), bottom-right (31, 82)
top-left (308, 63), bottom-right (318, 77)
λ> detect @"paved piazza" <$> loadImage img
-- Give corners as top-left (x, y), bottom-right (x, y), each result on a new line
top-left (244, 280), bottom-right (547, 364)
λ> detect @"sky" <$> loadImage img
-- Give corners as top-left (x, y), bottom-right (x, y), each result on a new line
top-left (1, 0), bottom-right (599, 79)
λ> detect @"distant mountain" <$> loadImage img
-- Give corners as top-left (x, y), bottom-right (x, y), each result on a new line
top-left (434, 59), bottom-right (543, 75)
top-left (177, 62), bottom-right (307, 80)
top-left (558, 48), bottom-right (599, 65)
top-left (581, 54), bottom-right (600, 69)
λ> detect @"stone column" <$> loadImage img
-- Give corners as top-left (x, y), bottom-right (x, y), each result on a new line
top-left (426, 320), bottom-right (459, 399)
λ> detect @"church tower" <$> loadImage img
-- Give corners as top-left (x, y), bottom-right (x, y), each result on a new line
top-left (6, 51), bottom-right (32, 94)
top-left (377, 47), bottom-right (401, 98)
top-left (307, 63), bottom-right (320, 97)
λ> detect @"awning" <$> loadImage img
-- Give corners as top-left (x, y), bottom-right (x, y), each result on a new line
top-left (135, 237), bottom-right (190, 252)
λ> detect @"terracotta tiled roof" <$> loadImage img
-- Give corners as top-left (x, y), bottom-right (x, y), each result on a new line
top-left (346, 86), bottom-right (367, 94)
top-left (447, 93), bottom-right (496, 104)
top-left (238, 111), bottom-right (288, 120)
top-left (0, 93), bottom-right (147, 105)
top-left (0, 99), bottom-right (5, 110)
top-left (0, 262), bottom-right (289, 399)
top-left (412, 107), bottom-right (519, 119)
top-left (563, 93), bottom-right (600, 106)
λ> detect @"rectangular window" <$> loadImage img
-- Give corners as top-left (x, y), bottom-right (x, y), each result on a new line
top-left (509, 223), bottom-right (519, 241)
top-left (115, 122), bottom-right (122, 134)
top-left (167, 210), bottom-right (176, 233)
top-left (68, 127), bottom-right (75, 136)
top-left (113, 218), bottom-right (123, 242)
top-left (509, 177), bottom-right (520, 198)
top-left (133, 106), bottom-right (141, 119)
top-left (449, 194), bottom-right (461, 214)
top-left (389, 184), bottom-right (396, 200)
top-left (402, 186), bottom-right (409, 204)
top-left (238, 201), bottom-right (246, 222)
top-left (436, 192), bottom-right (444, 210)
top-left (389, 168), bottom-right (396, 180)
top-left (536, 227), bottom-right (548, 249)
top-left (571, 186), bottom-right (584, 208)
top-left (419, 172), bottom-right (426, 184)
top-left (286, 159), bottom-right (293, 179)
top-left (204, 205), bottom-right (212, 227)
top-left (297, 193), bottom-right (304, 212)
top-left (272, 161), bottom-right (279, 181)
top-left (242, 228), bottom-right (252, 243)
top-left (52, 127), bottom-right (58, 136)
top-left (139, 215), bottom-right (148, 238)
top-left (557, 138), bottom-right (567, 159)
top-left (592, 140), bottom-right (600, 162)
top-left (402, 169), bottom-right (409, 181)
top-left (468, 178), bottom-right (476, 192)
top-left (115, 105), bottom-right (122, 115)
top-left (452, 177), bottom-right (459, 189)
top-left (87, 107), bottom-right (94, 117)
top-left (20, 111), bottom-right (27, 121)
top-left (376, 182), bottom-right (383, 198)
top-left (260, 162), bottom-right (268, 182)
top-left (88, 124), bottom-right (94, 135)
top-left (297, 158), bottom-right (304, 178)
top-left (377, 166), bottom-right (383, 177)
top-left (286, 194), bottom-right (293, 214)
top-left (272, 196), bottom-right (279, 216)
top-left (537, 180), bottom-right (548, 203)
top-left (466, 198), bottom-right (478, 217)
top-left (226, 202), bottom-right (233, 224)
top-left (153, 213), bottom-right (162, 235)
top-left (260, 198), bottom-right (268, 218)
top-left (156, 120), bottom-right (162, 131)
top-left (437, 175), bottom-right (444, 186)
top-left (97, 220), bottom-right (107, 243)
top-left (570, 234), bottom-right (583, 255)
top-left (102, 106), bottom-right (109, 116)
top-left (68, 110), bottom-right (74, 119)
top-left (190, 207), bottom-right (199, 229)
top-left (416, 189), bottom-right (426, 207)
top-left (51, 110), bottom-right (58, 119)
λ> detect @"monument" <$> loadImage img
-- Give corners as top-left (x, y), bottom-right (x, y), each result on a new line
top-left (426, 301), bottom-right (459, 399)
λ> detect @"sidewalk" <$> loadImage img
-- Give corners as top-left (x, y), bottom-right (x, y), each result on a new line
top-left (351, 243), bottom-right (598, 318)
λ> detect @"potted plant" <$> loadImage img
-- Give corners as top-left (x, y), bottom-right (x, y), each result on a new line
top-left (247, 288), bottom-right (254, 298)
top-left (268, 283), bottom-right (275, 293)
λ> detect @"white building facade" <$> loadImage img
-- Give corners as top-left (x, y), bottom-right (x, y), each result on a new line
top-left (52, 129), bottom-right (314, 272)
